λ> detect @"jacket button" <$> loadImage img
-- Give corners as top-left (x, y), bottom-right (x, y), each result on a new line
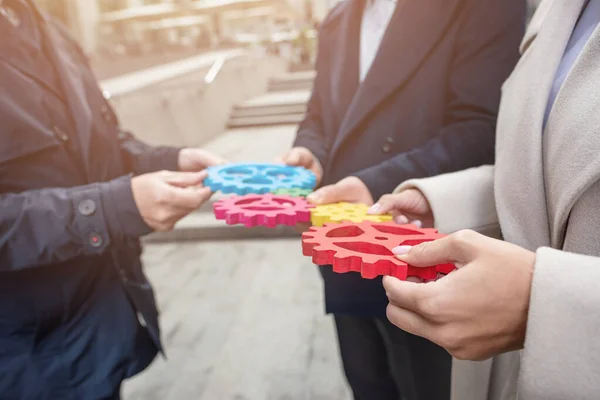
top-left (382, 143), bottom-right (392, 153)
top-left (89, 233), bottom-right (104, 248)
top-left (78, 199), bottom-right (96, 216)
top-left (386, 137), bottom-right (394, 144)
top-left (52, 126), bottom-right (69, 142)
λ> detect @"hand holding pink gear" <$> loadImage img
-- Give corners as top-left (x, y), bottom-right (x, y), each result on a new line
top-left (213, 193), bottom-right (313, 228)
top-left (302, 221), bottom-right (456, 280)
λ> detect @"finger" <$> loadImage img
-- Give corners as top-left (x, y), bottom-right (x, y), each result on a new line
top-left (386, 303), bottom-right (436, 342)
top-left (284, 149), bottom-right (311, 167)
top-left (394, 232), bottom-right (475, 267)
top-left (394, 214), bottom-right (409, 224)
top-left (383, 276), bottom-right (434, 313)
top-left (163, 171), bottom-right (208, 188)
top-left (306, 184), bottom-right (337, 205)
top-left (372, 190), bottom-right (427, 215)
top-left (203, 154), bottom-right (228, 167)
top-left (168, 186), bottom-right (213, 210)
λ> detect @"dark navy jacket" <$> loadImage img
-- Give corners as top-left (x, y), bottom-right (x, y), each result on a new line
top-left (0, 4), bottom-right (179, 399)
top-left (294, 0), bottom-right (526, 316)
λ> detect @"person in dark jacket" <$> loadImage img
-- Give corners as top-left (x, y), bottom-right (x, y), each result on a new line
top-left (281, 0), bottom-right (526, 399)
top-left (0, 1), bottom-right (224, 398)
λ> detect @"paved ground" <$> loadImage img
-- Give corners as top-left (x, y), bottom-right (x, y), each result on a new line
top-left (123, 123), bottom-right (351, 399)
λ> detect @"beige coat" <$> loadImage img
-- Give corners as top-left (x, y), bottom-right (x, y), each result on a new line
top-left (395, 0), bottom-right (600, 398)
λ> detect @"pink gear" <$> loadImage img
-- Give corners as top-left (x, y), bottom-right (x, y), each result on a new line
top-left (213, 193), bottom-right (313, 228)
top-left (302, 221), bottom-right (456, 280)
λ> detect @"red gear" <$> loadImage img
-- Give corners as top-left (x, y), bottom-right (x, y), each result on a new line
top-left (302, 221), bottom-right (456, 280)
top-left (213, 193), bottom-right (313, 228)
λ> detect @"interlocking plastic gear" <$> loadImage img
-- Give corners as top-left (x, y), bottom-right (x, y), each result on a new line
top-left (271, 188), bottom-right (313, 197)
top-left (213, 193), bottom-right (313, 228)
top-left (204, 163), bottom-right (316, 195)
top-left (302, 221), bottom-right (456, 280)
top-left (311, 202), bottom-right (393, 226)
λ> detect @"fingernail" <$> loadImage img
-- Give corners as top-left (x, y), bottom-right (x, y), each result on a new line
top-left (367, 203), bottom-right (381, 214)
top-left (394, 215), bottom-right (409, 224)
top-left (411, 219), bottom-right (423, 228)
top-left (393, 245), bottom-right (412, 255)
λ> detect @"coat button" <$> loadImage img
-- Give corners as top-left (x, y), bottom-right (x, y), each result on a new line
top-left (78, 199), bottom-right (96, 216)
top-left (382, 143), bottom-right (392, 153)
top-left (386, 137), bottom-right (394, 144)
top-left (52, 126), bottom-right (69, 142)
top-left (89, 233), bottom-right (104, 248)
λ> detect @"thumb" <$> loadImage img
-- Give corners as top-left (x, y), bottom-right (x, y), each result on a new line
top-left (306, 183), bottom-right (346, 205)
top-left (393, 232), bottom-right (474, 268)
top-left (163, 171), bottom-right (208, 188)
top-left (373, 190), bottom-right (429, 215)
top-left (283, 149), bottom-right (302, 166)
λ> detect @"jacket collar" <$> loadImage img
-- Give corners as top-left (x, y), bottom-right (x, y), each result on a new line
top-left (329, 0), bottom-right (463, 159)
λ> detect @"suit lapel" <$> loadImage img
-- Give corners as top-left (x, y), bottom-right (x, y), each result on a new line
top-left (494, 0), bottom-right (586, 250)
top-left (35, 9), bottom-right (93, 180)
top-left (331, 0), bottom-right (462, 157)
top-left (544, 23), bottom-right (600, 248)
top-left (323, 0), bottom-right (362, 132)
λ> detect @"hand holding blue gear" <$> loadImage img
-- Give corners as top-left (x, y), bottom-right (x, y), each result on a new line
top-left (204, 163), bottom-right (317, 195)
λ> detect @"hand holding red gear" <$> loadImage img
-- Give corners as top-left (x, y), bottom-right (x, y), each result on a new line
top-left (302, 221), bottom-right (456, 280)
top-left (213, 193), bottom-right (313, 228)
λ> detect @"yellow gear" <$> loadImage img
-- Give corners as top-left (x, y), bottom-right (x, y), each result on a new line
top-left (310, 202), bottom-right (393, 227)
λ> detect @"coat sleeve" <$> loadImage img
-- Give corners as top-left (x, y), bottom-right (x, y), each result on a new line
top-left (519, 248), bottom-right (600, 399)
top-left (353, 0), bottom-right (526, 201)
top-left (0, 176), bottom-right (151, 271)
top-left (118, 129), bottom-right (181, 175)
top-left (394, 166), bottom-right (500, 237)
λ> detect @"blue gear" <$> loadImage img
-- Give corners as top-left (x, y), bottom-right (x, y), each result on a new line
top-left (204, 163), bottom-right (317, 195)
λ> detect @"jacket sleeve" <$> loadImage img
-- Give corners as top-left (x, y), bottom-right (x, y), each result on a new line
top-left (395, 166), bottom-right (500, 237)
top-left (292, 19), bottom-right (331, 170)
top-left (354, 0), bottom-right (526, 200)
top-left (519, 247), bottom-right (600, 399)
top-left (118, 129), bottom-right (181, 175)
top-left (0, 175), bottom-right (151, 271)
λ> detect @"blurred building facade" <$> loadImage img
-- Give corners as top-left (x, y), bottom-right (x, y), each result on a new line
top-left (35, 0), bottom-right (331, 55)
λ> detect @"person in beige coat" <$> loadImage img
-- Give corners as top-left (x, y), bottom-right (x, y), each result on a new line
top-left (367, 0), bottom-right (600, 398)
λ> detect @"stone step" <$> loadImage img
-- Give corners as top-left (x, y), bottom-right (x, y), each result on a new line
top-left (230, 103), bottom-right (306, 119)
top-left (227, 114), bottom-right (305, 128)
top-left (143, 207), bottom-right (301, 243)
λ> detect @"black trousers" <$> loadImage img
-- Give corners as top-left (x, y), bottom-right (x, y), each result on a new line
top-left (334, 316), bottom-right (452, 400)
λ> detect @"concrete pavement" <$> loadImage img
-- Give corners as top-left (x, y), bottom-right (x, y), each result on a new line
top-left (122, 80), bottom-right (351, 398)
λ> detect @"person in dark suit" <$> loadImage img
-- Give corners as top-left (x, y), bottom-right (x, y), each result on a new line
top-left (281, 0), bottom-right (526, 398)
top-left (0, 1), bottom-right (224, 398)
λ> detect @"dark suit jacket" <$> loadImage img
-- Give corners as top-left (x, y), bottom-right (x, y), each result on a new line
top-left (0, 6), bottom-right (176, 398)
top-left (294, 0), bottom-right (526, 316)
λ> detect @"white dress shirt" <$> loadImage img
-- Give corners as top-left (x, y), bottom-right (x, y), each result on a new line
top-left (359, 0), bottom-right (398, 82)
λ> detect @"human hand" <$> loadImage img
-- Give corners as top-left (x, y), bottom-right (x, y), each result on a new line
top-left (368, 189), bottom-right (432, 228)
top-left (278, 147), bottom-right (323, 186)
top-left (132, 170), bottom-right (213, 231)
top-left (384, 230), bottom-right (535, 361)
top-left (306, 176), bottom-right (373, 205)
top-left (178, 148), bottom-right (227, 172)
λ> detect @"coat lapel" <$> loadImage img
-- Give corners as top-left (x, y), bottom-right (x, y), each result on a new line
top-left (34, 8), bottom-right (93, 180)
top-left (544, 23), bottom-right (600, 248)
top-left (331, 0), bottom-right (462, 157)
top-left (494, 0), bottom-right (586, 250)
